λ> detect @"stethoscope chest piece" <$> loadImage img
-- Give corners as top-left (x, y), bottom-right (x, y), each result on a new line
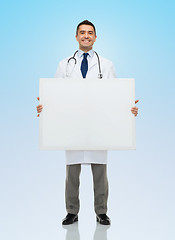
top-left (98, 73), bottom-right (103, 79)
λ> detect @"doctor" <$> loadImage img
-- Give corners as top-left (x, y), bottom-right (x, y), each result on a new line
top-left (37, 20), bottom-right (138, 225)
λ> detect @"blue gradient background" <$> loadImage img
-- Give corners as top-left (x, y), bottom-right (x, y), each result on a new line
top-left (0, 0), bottom-right (175, 239)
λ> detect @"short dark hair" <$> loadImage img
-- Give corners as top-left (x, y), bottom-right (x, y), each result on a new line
top-left (76, 20), bottom-right (96, 35)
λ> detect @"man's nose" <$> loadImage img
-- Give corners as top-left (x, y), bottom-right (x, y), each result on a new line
top-left (84, 32), bottom-right (89, 38)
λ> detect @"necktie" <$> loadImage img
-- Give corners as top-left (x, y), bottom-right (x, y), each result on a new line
top-left (81, 53), bottom-right (88, 78)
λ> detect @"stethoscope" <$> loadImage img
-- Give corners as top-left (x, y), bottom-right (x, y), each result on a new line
top-left (66, 50), bottom-right (103, 79)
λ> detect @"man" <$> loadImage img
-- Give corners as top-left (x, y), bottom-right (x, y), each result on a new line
top-left (37, 20), bottom-right (138, 225)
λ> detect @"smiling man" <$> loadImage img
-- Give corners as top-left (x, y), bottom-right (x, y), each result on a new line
top-left (36, 20), bottom-right (138, 225)
top-left (76, 23), bottom-right (97, 52)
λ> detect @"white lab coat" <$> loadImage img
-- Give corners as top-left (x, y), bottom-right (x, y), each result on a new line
top-left (55, 51), bottom-right (116, 165)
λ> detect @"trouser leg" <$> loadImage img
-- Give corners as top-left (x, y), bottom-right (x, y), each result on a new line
top-left (91, 164), bottom-right (109, 215)
top-left (65, 164), bottom-right (81, 215)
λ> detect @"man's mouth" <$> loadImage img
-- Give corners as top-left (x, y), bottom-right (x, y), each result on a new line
top-left (82, 39), bottom-right (90, 43)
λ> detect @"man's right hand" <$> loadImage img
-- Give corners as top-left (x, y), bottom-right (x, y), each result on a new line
top-left (36, 97), bottom-right (43, 117)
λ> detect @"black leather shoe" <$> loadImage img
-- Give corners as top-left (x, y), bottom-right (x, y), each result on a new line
top-left (96, 214), bottom-right (111, 225)
top-left (62, 213), bottom-right (78, 225)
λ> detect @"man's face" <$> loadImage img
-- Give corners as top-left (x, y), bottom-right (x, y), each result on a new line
top-left (76, 24), bottom-right (97, 52)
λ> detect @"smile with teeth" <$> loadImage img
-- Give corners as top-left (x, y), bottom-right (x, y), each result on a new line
top-left (83, 39), bottom-right (90, 43)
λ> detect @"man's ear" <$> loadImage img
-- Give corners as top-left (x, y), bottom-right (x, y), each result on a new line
top-left (75, 35), bottom-right (78, 42)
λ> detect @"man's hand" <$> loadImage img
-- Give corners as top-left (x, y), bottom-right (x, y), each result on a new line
top-left (131, 100), bottom-right (139, 117)
top-left (36, 98), bottom-right (139, 117)
top-left (36, 97), bottom-right (43, 117)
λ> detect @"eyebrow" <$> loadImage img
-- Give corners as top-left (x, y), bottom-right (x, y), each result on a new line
top-left (79, 30), bottom-right (94, 33)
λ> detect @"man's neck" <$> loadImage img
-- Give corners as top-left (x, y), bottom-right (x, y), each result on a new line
top-left (79, 47), bottom-right (93, 53)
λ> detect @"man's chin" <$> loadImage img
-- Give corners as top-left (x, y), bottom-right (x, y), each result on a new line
top-left (80, 45), bottom-right (92, 50)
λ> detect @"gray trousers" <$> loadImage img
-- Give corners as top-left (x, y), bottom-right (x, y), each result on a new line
top-left (65, 164), bottom-right (108, 215)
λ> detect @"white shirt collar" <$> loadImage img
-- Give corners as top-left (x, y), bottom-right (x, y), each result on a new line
top-left (77, 49), bottom-right (94, 58)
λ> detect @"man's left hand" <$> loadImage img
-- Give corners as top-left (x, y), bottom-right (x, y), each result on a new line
top-left (131, 100), bottom-right (139, 117)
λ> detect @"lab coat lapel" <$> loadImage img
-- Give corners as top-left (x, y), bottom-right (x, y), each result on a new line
top-left (74, 62), bottom-right (83, 78)
top-left (68, 58), bottom-right (82, 78)
top-left (88, 53), bottom-right (98, 71)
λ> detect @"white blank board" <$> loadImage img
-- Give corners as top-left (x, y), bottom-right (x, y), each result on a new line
top-left (39, 78), bottom-right (136, 150)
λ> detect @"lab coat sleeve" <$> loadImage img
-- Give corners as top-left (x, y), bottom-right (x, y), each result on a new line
top-left (55, 60), bottom-right (66, 78)
top-left (107, 62), bottom-right (117, 78)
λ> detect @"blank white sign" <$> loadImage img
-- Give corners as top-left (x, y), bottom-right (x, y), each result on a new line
top-left (39, 78), bottom-right (135, 150)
